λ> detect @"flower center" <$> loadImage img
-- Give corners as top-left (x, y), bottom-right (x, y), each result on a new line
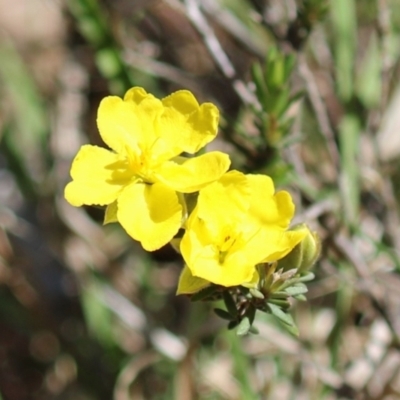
top-left (125, 145), bottom-right (154, 183)
top-left (125, 137), bottom-right (165, 184)
top-left (218, 234), bottom-right (236, 264)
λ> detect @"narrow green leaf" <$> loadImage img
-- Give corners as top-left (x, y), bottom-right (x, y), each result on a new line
top-left (268, 87), bottom-right (290, 117)
top-left (266, 298), bottom-right (291, 309)
top-left (266, 52), bottom-right (285, 89)
top-left (355, 33), bottom-right (381, 108)
top-left (269, 291), bottom-right (289, 299)
top-left (339, 113), bottom-right (361, 226)
top-left (238, 286), bottom-right (250, 295)
top-left (297, 272), bottom-right (316, 282)
top-left (236, 317), bottom-right (251, 336)
top-left (191, 285), bottom-right (219, 302)
top-left (277, 272), bottom-right (314, 291)
top-left (285, 284), bottom-right (309, 296)
top-left (330, 0), bottom-right (357, 101)
top-left (248, 325), bottom-right (259, 335)
top-left (0, 43), bottom-right (47, 146)
top-left (81, 282), bottom-right (114, 347)
top-left (247, 305), bottom-right (256, 325)
top-left (228, 320), bottom-right (240, 330)
top-left (284, 53), bottom-right (296, 80)
top-left (277, 91), bottom-right (304, 118)
top-left (223, 290), bottom-right (238, 316)
top-left (251, 62), bottom-right (267, 105)
top-left (281, 321), bottom-right (300, 336)
top-left (268, 303), bottom-right (295, 326)
top-left (249, 288), bottom-right (264, 299)
top-left (214, 308), bottom-right (233, 321)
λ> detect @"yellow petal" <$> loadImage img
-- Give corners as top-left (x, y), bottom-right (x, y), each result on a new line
top-left (241, 269), bottom-right (261, 288)
top-left (176, 265), bottom-right (211, 295)
top-left (123, 86), bottom-right (150, 103)
top-left (215, 260), bottom-right (257, 286)
top-left (182, 238), bottom-right (255, 287)
top-left (181, 221), bottom-right (255, 287)
top-left (260, 229), bottom-right (308, 263)
top-left (196, 170), bottom-right (250, 229)
top-left (98, 88), bottom-right (221, 165)
top-left (155, 152), bottom-right (230, 193)
top-left (247, 174), bottom-right (295, 228)
top-left (224, 229), bottom-right (270, 267)
top-left (161, 90), bottom-right (220, 154)
top-left (182, 226), bottom-right (304, 287)
top-left (64, 145), bottom-right (131, 206)
top-left (97, 88), bottom-right (164, 157)
top-left (97, 96), bottom-right (142, 157)
top-left (181, 211), bottom-right (214, 259)
top-left (117, 182), bottom-right (182, 251)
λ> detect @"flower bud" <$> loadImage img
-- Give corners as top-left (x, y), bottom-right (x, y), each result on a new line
top-left (277, 224), bottom-right (320, 273)
top-left (298, 225), bottom-right (320, 273)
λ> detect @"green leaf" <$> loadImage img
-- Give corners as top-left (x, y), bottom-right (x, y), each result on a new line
top-left (248, 325), bottom-right (259, 335)
top-left (0, 42), bottom-right (48, 197)
top-left (228, 320), bottom-right (240, 330)
top-left (297, 272), bottom-right (316, 282)
top-left (268, 87), bottom-right (290, 117)
top-left (247, 304), bottom-right (257, 325)
top-left (277, 90), bottom-right (304, 119)
top-left (251, 62), bottom-right (267, 105)
top-left (236, 317), bottom-right (251, 336)
top-left (339, 113), bottom-right (361, 226)
top-left (214, 308), bottom-right (233, 321)
top-left (266, 298), bottom-right (291, 309)
top-left (249, 288), bottom-right (264, 299)
top-left (284, 284), bottom-right (309, 296)
top-left (281, 321), bottom-right (299, 336)
top-left (284, 53), bottom-right (296, 80)
top-left (81, 282), bottom-right (114, 347)
top-left (355, 33), bottom-right (381, 108)
top-left (238, 286), bottom-right (250, 295)
top-left (223, 290), bottom-right (238, 316)
top-left (191, 285), bottom-right (219, 302)
top-left (0, 43), bottom-right (48, 146)
top-left (267, 303), bottom-right (295, 326)
top-left (330, 0), bottom-right (357, 101)
top-left (266, 49), bottom-right (285, 89)
top-left (269, 291), bottom-right (289, 299)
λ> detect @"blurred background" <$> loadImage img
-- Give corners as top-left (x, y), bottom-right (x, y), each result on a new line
top-left (1, 0), bottom-right (400, 399)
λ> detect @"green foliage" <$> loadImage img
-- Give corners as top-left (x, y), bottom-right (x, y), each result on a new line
top-left (81, 279), bottom-right (115, 348)
top-left (0, 42), bottom-right (48, 197)
top-left (251, 47), bottom-right (300, 148)
top-left (191, 255), bottom-right (317, 337)
top-left (67, 0), bottom-right (136, 94)
top-left (330, 0), bottom-right (357, 101)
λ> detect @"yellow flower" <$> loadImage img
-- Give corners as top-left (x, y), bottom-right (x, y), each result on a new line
top-left (177, 171), bottom-right (307, 293)
top-left (65, 87), bottom-right (230, 251)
